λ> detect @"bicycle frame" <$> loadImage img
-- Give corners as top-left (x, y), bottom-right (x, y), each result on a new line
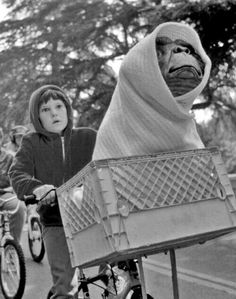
top-left (0, 197), bottom-right (20, 269)
top-left (0, 213), bottom-right (14, 272)
top-left (27, 204), bottom-right (39, 240)
top-left (0, 195), bottom-right (26, 299)
top-left (77, 259), bottom-right (147, 299)
top-left (0, 211), bottom-right (14, 241)
top-left (24, 192), bottom-right (151, 299)
top-left (77, 266), bottom-right (117, 299)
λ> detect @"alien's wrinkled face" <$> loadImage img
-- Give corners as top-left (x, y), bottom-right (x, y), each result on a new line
top-left (156, 36), bottom-right (205, 97)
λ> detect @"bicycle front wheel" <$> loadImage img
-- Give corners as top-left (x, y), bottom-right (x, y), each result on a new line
top-left (28, 217), bottom-right (45, 263)
top-left (0, 239), bottom-right (26, 299)
top-left (130, 286), bottom-right (154, 299)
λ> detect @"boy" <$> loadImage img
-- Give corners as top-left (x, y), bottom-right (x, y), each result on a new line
top-left (5, 125), bottom-right (29, 156)
top-left (0, 127), bottom-right (26, 243)
top-left (9, 85), bottom-right (97, 299)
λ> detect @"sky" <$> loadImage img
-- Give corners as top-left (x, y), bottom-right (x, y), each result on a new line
top-left (0, 2), bottom-right (8, 20)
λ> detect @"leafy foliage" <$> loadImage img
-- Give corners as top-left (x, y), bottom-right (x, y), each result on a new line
top-left (0, 0), bottom-right (236, 170)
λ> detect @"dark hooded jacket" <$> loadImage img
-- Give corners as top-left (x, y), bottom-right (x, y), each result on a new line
top-left (9, 85), bottom-right (97, 226)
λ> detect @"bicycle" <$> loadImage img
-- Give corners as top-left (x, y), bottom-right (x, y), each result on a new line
top-left (26, 203), bottom-right (45, 263)
top-left (76, 259), bottom-right (154, 299)
top-left (46, 257), bottom-right (154, 299)
top-left (0, 190), bottom-right (26, 299)
top-left (24, 193), bottom-right (154, 299)
top-left (24, 148), bottom-right (236, 299)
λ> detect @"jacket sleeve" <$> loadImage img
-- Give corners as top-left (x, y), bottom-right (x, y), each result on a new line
top-left (9, 136), bottom-right (43, 200)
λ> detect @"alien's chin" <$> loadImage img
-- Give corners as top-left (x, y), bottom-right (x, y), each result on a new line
top-left (168, 66), bottom-right (201, 79)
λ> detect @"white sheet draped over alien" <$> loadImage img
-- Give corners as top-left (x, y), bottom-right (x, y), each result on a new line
top-left (92, 22), bottom-right (212, 160)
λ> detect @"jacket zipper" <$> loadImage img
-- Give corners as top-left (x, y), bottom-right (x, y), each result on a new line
top-left (61, 136), bottom-right (65, 183)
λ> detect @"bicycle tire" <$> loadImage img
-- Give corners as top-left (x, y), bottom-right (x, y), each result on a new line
top-left (46, 289), bottom-right (53, 299)
top-left (0, 238), bottom-right (26, 299)
top-left (130, 286), bottom-right (154, 299)
top-left (28, 217), bottom-right (45, 263)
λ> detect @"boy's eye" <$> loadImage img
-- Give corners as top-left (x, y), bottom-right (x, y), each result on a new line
top-left (41, 107), bottom-right (49, 113)
top-left (56, 104), bottom-right (63, 109)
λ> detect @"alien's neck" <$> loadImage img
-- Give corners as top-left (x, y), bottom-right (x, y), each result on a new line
top-left (165, 76), bottom-right (201, 97)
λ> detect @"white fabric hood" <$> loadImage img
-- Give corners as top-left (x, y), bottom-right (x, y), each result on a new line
top-left (93, 22), bottom-right (212, 160)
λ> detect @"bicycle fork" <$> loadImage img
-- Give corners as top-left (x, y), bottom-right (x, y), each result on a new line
top-left (0, 213), bottom-right (14, 271)
top-left (78, 269), bottom-right (90, 299)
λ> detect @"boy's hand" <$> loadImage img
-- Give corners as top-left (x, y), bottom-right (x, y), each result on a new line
top-left (33, 184), bottom-right (56, 207)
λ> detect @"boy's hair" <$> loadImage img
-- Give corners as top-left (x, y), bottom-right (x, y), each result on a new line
top-left (38, 89), bottom-right (69, 110)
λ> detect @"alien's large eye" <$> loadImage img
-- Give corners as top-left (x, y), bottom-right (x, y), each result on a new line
top-left (156, 36), bottom-right (173, 46)
top-left (156, 36), bottom-right (172, 59)
top-left (156, 37), bottom-right (172, 51)
top-left (156, 48), bottom-right (164, 59)
top-left (174, 39), bottom-right (194, 53)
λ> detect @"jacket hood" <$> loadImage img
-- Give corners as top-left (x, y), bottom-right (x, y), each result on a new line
top-left (29, 84), bottom-right (73, 137)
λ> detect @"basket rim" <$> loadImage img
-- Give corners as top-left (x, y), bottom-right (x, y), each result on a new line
top-left (57, 146), bottom-right (220, 196)
top-left (89, 146), bottom-right (220, 168)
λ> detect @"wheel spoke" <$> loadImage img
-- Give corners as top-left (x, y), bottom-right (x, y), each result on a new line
top-left (0, 239), bottom-right (26, 298)
top-left (28, 218), bottom-right (45, 262)
top-left (1, 245), bottom-right (20, 296)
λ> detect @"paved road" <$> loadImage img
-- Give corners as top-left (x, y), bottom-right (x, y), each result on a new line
top-left (1, 230), bottom-right (236, 299)
top-left (0, 226), bottom-right (51, 299)
top-left (144, 233), bottom-right (236, 299)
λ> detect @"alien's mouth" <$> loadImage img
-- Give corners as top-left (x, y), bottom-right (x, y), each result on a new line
top-left (168, 66), bottom-right (202, 79)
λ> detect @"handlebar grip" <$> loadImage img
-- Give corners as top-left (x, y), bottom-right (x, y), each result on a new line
top-left (0, 188), bottom-right (13, 195)
top-left (24, 194), bottom-right (38, 205)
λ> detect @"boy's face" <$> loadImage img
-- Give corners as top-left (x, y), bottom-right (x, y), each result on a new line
top-left (39, 98), bottom-right (68, 134)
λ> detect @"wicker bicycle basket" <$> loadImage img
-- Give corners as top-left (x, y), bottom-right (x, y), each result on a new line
top-left (57, 147), bottom-right (236, 268)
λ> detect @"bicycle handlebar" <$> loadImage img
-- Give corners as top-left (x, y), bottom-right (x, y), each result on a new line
top-left (24, 194), bottom-right (38, 205)
top-left (0, 187), bottom-right (13, 195)
top-left (78, 271), bottom-right (111, 294)
top-left (0, 196), bottom-right (21, 215)
top-left (24, 188), bottom-right (56, 206)
top-left (79, 272), bottom-right (109, 285)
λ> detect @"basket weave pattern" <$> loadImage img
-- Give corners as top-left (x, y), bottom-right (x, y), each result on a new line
top-left (109, 154), bottom-right (218, 212)
top-left (61, 151), bottom-right (219, 235)
top-left (62, 176), bottom-right (98, 234)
